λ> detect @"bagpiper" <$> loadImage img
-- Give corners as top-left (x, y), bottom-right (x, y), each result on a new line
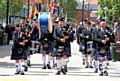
top-left (53, 17), bottom-right (75, 75)
top-left (81, 21), bottom-right (94, 68)
top-left (11, 24), bottom-right (27, 75)
top-left (94, 21), bottom-right (113, 76)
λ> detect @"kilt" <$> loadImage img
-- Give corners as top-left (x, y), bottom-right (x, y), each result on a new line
top-left (53, 43), bottom-right (71, 57)
top-left (39, 41), bottom-right (54, 54)
top-left (79, 42), bottom-right (83, 52)
top-left (26, 47), bottom-right (30, 55)
top-left (10, 49), bottom-right (27, 60)
top-left (95, 47), bottom-right (112, 61)
top-left (92, 47), bottom-right (97, 57)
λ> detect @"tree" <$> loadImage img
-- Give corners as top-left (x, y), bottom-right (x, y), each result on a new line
top-left (0, 0), bottom-right (23, 20)
top-left (97, 0), bottom-right (120, 22)
top-left (61, 0), bottom-right (78, 21)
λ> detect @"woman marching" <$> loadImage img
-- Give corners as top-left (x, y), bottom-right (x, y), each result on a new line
top-left (10, 24), bottom-right (27, 75)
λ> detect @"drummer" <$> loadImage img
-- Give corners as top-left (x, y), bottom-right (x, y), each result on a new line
top-left (81, 21), bottom-right (94, 68)
top-left (38, 17), bottom-right (54, 69)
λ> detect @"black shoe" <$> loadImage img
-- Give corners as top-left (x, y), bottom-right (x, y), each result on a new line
top-left (85, 65), bottom-right (89, 68)
top-left (107, 63), bottom-right (109, 66)
top-left (15, 70), bottom-right (20, 75)
top-left (105, 67), bottom-right (108, 70)
top-left (47, 64), bottom-right (51, 69)
top-left (94, 68), bottom-right (98, 73)
top-left (24, 66), bottom-right (28, 72)
top-left (99, 65), bottom-right (102, 71)
top-left (99, 72), bottom-right (103, 76)
top-left (64, 65), bottom-right (68, 72)
top-left (27, 60), bottom-right (31, 66)
top-left (53, 64), bottom-right (56, 68)
top-left (82, 61), bottom-right (85, 65)
top-left (42, 66), bottom-right (47, 69)
top-left (20, 71), bottom-right (25, 75)
top-left (56, 71), bottom-right (61, 75)
top-left (61, 68), bottom-right (66, 75)
top-left (89, 65), bottom-right (93, 68)
top-left (53, 63), bottom-right (57, 67)
top-left (104, 71), bottom-right (108, 76)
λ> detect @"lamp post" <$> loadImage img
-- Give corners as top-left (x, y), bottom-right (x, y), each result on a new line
top-left (88, 2), bottom-right (90, 21)
top-left (6, 0), bottom-right (9, 24)
top-left (27, 0), bottom-right (30, 18)
top-left (82, 0), bottom-right (84, 25)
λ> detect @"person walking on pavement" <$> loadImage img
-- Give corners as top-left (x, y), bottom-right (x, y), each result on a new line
top-left (5, 24), bottom-right (12, 45)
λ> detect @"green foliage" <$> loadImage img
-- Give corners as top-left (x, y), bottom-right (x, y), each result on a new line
top-left (98, 0), bottom-right (120, 22)
top-left (61, 0), bottom-right (78, 21)
top-left (0, 0), bottom-right (23, 19)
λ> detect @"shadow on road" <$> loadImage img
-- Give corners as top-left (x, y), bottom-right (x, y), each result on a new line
top-left (0, 45), bottom-right (12, 58)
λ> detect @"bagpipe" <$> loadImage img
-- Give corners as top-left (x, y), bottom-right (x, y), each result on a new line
top-left (62, 25), bottom-right (75, 42)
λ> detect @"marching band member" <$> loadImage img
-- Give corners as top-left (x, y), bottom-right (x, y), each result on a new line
top-left (81, 22), bottom-right (93, 68)
top-left (11, 24), bottom-right (27, 75)
top-left (92, 23), bottom-right (100, 73)
top-left (52, 21), bottom-right (59, 68)
top-left (39, 29), bottom-right (54, 69)
top-left (94, 21), bottom-right (112, 76)
top-left (53, 18), bottom-right (75, 75)
top-left (76, 21), bottom-right (86, 65)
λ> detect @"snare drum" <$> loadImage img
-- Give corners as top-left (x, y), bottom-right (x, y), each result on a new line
top-left (30, 40), bottom-right (40, 54)
top-left (38, 12), bottom-right (53, 34)
top-left (87, 41), bottom-right (93, 53)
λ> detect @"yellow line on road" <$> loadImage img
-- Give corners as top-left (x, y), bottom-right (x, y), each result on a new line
top-left (0, 79), bottom-right (29, 81)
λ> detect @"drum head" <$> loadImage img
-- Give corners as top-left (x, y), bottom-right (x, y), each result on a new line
top-left (38, 12), bottom-right (53, 34)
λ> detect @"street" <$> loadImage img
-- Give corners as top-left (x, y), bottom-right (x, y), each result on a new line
top-left (0, 41), bottom-right (120, 81)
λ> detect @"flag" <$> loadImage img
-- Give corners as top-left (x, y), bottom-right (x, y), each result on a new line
top-left (52, 2), bottom-right (59, 21)
top-left (49, 0), bottom-right (54, 12)
top-left (35, 0), bottom-right (42, 12)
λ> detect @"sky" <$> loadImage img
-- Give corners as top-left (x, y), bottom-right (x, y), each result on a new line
top-left (76, 0), bottom-right (87, 3)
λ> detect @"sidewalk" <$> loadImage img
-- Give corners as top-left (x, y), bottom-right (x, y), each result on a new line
top-left (0, 41), bottom-right (120, 81)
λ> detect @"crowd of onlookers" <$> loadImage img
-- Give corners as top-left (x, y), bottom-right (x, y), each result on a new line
top-left (0, 23), bottom-right (15, 45)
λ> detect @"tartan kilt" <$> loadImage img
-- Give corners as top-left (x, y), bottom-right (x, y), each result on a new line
top-left (92, 47), bottom-right (97, 57)
top-left (53, 43), bottom-right (71, 57)
top-left (95, 47), bottom-right (112, 61)
top-left (26, 47), bottom-right (30, 55)
top-left (39, 41), bottom-right (54, 54)
top-left (10, 49), bottom-right (27, 60)
top-left (79, 42), bottom-right (83, 52)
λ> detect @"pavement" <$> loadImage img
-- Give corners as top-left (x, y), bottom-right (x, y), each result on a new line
top-left (0, 41), bottom-right (120, 81)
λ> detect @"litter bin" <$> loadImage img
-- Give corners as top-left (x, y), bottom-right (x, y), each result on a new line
top-left (111, 43), bottom-right (116, 62)
top-left (116, 41), bottom-right (120, 61)
top-left (0, 29), bottom-right (4, 46)
top-left (3, 33), bottom-right (8, 45)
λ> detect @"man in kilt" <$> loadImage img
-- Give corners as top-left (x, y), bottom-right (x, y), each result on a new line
top-left (91, 23), bottom-right (100, 73)
top-left (94, 21), bottom-right (112, 76)
top-left (52, 21), bottom-right (59, 68)
top-left (10, 24), bottom-right (27, 75)
top-left (39, 31), bottom-right (54, 69)
top-left (76, 21), bottom-right (86, 65)
top-left (53, 18), bottom-right (75, 75)
top-left (81, 21), bottom-right (94, 68)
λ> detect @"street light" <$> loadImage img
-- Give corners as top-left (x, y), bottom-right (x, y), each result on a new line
top-left (6, 0), bottom-right (9, 24)
top-left (27, 0), bottom-right (30, 18)
top-left (82, 0), bottom-right (84, 25)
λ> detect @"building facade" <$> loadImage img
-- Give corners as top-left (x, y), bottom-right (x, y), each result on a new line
top-left (76, 0), bottom-right (98, 24)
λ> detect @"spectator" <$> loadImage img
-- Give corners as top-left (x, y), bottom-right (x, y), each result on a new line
top-left (5, 24), bottom-right (12, 45)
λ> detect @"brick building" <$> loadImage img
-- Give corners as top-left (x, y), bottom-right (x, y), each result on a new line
top-left (76, 0), bottom-right (98, 24)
